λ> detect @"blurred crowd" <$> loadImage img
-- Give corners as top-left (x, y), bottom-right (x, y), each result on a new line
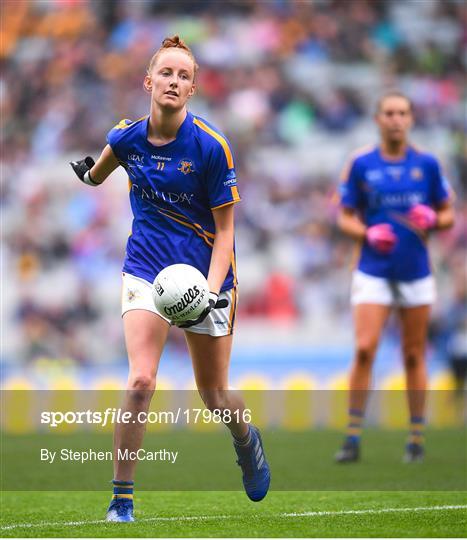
top-left (2, 0), bottom-right (465, 367)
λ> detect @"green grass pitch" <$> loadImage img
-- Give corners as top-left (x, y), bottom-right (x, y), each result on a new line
top-left (1, 429), bottom-right (465, 536)
top-left (1, 491), bottom-right (466, 537)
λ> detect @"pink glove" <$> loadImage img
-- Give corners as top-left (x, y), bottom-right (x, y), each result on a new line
top-left (408, 204), bottom-right (437, 231)
top-left (366, 223), bottom-right (397, 254)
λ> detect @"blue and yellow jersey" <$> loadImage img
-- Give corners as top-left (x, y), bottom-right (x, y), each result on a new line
top-left (338, 145), bottom-right (451, 281)
top-left (106, 112), bottom-right (240, 291)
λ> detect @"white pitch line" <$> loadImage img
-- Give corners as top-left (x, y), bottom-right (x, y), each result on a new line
top-left (282, 504), bottom-right (467, 518)
top-left (1, 504), bottom-right (466, 532)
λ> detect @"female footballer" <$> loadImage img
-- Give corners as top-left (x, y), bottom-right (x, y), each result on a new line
top-left (335, 91), bottom-right (455, 464)
top-left (71, 36), bottom-right (270, 522)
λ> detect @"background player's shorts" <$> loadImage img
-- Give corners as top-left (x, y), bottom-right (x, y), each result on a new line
top-left (351, 270), bottom-right (436, 307)
top-left (121, 272), bottom-right (237, 337)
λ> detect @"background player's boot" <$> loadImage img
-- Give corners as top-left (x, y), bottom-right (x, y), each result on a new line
top-left (335, 438), bottom-right (360, 463)
top-left (403, 442), bottom-right (424, 463)
top-left (233, 426), bottom-right (270, 501)
top-left (106, 498), bottom-right (134, 522)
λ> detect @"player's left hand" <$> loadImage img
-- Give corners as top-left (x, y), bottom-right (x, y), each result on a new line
top-left (177, 292), bottom-right (228, 328)
top-left (408, 204), bottom-right (437, 231)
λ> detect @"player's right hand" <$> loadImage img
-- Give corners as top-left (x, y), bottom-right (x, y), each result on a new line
top-left (70, 156), bottom-right (98, 186)
top-left (366, 223), bottom-right (397, 254)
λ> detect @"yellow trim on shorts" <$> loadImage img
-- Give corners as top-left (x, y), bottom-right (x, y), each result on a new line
top-left (228, 287), bottom-right (238, 334)
top-left (227, 252), bottom-right (239, 334)
top-left (230, 252), bottom-right (238, 287)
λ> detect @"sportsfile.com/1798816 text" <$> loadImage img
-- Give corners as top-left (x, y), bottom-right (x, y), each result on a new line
top-left (40, 408), bottom-right (252, 428)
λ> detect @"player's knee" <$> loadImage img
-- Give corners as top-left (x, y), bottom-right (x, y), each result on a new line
top-left (355, 342), bottom-right (376, 367)
top-left (199, 389), bottom-right (229, 412)
top-left (403, 349), bottom-right (424, 370)
top-left (127, 374), bottom-right (155, 401)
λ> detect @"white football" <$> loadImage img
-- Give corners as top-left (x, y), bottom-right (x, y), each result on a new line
top-left (152, 264), bottom-right (209, 323)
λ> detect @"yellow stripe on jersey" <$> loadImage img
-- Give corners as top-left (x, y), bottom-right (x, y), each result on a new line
top-left (338, 144), bottom-right (376, 183)
top-left (230, 251), bottom-right (238, 287)
top-left (113, 118), bottom-right (131, 130)
top-left (211, 199), bottom-right (241, 211)
top-left (410, 144), bottom-right (456, 204)
top-left (113, 115), bottom-right (148, 130)
top-left (211, 185), bottom-right (241, 210)
top-left (157, 210), bottom-right (214, 248)
top-left (155, 206), bottom-right (216, 239)
top-left (193, 117), bottom-right (234, 169)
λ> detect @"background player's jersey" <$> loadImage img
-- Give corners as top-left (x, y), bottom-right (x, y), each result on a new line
top-left (339, 145), bottom-right (451, 281)
top-left (107, 112), bottom-right (241, 291)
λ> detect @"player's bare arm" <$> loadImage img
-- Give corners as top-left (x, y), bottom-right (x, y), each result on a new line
top-left (435, 200), bottom-right (455, 230)
top-left (337, 207), bottom-right (366, 241)
top-left (70, 144), bottom-right (119, 186)
top-left (207, 204), bottom-right (235, 295)
top-left (90, 145), bottom-right (120, 184)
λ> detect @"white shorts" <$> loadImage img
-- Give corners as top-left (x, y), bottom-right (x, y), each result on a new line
top-left (121, 273), bottom-right (237, 337)
top-left (351, 270), bottom-right (436, 307)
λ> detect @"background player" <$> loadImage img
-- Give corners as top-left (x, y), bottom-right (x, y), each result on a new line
top-left (335, 91), bottom-right (455, 463)
top-left (70, 35), bottom-right (270, 522)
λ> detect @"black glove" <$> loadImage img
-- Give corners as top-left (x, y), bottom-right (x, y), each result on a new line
top-left (70, 156), bottom-right (98, 186)
top-left (177, 292), bottom-right (228, 328)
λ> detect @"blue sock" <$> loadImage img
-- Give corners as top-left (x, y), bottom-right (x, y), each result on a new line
top-left (346, 408), bottom-right (364, 444)
top-left (112, 479), bottom-right (134, 500)
top-left (233, 425), bottom-right (252, 446)
top-left (408, 416), bottom-right (425, 446)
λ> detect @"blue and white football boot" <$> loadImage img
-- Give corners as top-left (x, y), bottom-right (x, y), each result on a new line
top-left (106, 497), bottom-right (134, 522)
top-left (403, 442), bottom-right (425, 463)
top-left (233, 425), bottom-right (270, 502)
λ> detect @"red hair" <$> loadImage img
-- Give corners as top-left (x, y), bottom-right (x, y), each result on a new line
top-left (376, 91), bottom-right (413, 114)
top-left (147, 35), bottom-right (198, 77)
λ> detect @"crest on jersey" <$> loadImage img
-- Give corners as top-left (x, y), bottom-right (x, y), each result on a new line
top-left (177, 159), bottom-right (195, 175)
top-left (410, 167), bottom-right (423, 180)
top-left (386, 166), bottom-right (403, 180)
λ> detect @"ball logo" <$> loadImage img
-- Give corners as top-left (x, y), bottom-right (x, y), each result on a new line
top-left (154, 282), bottom-right (164, 296)
top-left (164, 286), bottom-right (205, 318)
top-left (152, 264), bottom-right (209, 323)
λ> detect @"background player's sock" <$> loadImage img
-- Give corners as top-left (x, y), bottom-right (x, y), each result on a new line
top-left (345, 408), bottom-right (364, 445)
top-left (233, 425), bottom-right (252, 446)
top-left (112, 479), bottom-right (134, 500)
top-left (408, 416), bottom-right (425, 446)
